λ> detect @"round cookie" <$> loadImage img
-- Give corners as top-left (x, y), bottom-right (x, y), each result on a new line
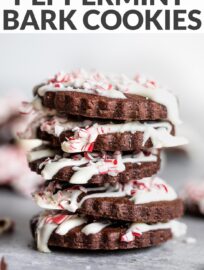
top-left (31, 212), bottom-right (186, 252)
top-left (182, 182), bottom-right (204, 217)
top-left (33, 177), bottom-right (184, 223)
top-left (78, 198), bottom-right (183, 223)
top-left (29, 151), bottom-right (161, 186)
top-left (34, 71), bottom-right (181, 125)
top-left (42, 91), bottom-right (167, 122)
top-left (36, 116), bottom-right (186, 153)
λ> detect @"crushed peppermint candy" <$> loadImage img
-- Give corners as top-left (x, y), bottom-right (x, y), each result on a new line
top-left (134, 73), bottom-right (158, 89)
top-left (121, 230), bottom-right (142, 242)
top-left (61, 124), bottom-right (108, 153)
top-left (39, 70), bottom-right (126, 97)
top-left (34, 176), bottom-right (177, 214)
top-left (45, 214), bottom-right (68, 225)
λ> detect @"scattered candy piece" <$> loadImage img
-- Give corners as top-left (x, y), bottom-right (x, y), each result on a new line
top-left (183, 237), bottom-right (197, 244)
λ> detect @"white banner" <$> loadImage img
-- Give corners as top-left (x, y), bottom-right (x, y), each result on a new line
top-left (0, 0), bottom-right (203, 33)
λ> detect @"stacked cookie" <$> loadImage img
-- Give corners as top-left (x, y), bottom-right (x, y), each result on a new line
top-left (0, 96), bottom-right (42, 196)
top-left (183, 181), bottom-right (204, 217)
top-left (25, 70), bottom-right (188, 252)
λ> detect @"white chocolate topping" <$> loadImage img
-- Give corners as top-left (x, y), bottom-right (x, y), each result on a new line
top-left (40, 152), bottom-right (157, 184)
top-left (18, 139), bottom-right (44, 152)
top-left (40, 116), bottom-right (92, 137)
top-left (37, 217), bottom-right (58, 253)
top-left (36, 211), bottom-right (186, 253)
top-left (81, 222), bottom-right (110, 236)
top-left (121, 220), bottom-right (187, 242)
top-left (36, 70), bottom-right (181, 125)
top-left (60, 121), bottom-right (188, 153)
top-left (131, 177), bottom-right (177, 204)
top-left (56, 217), bottom-right (86, 236)
top-left (27, 149), bottom-right (55, 163)
top-left (34, 177), bottom-right (177, 213)
top-left (41, 157), bottom-right (91, 181)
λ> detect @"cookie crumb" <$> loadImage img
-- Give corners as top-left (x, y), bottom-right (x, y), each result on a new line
top-left (0, 257), bottom-right (7, 270)
top-left (0, 218), bottom-right (14, 235)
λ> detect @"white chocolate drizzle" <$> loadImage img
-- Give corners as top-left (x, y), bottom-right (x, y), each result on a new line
top-left (121, 220), bottom-right (187, 242)
top-left (27, 149), bottom-right (55, 163)
top-left (37, 218), bottom-right (58, 253)
top-left (36, 211), bottom-right (186, 253)
top-left (40, 116), bottom-right (92, 137)
top-left (56, 217), bottom-right (86, 236)
top-left (19, 97), bottom-right (57, 141)
top-left (18, 139), bottom-right (44, 152)
top-left (60, 121), bottom-right (188, 153)
top-left (34, 177), bottom-right (177, 213)
top-left (36, 70), bottom-right (181, 125)
top-left (81, 222), bottom-right (110, 235)
top-left (40, 152), bottom-right (157, 184)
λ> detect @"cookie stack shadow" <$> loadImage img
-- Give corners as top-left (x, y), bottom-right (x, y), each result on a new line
top-left (23, 71), bottom-right (188, 252)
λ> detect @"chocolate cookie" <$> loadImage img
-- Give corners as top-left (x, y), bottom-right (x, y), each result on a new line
top-left (79, 198), bottom-right (183, 223)
top-left (41, 91), bottom-right (168, 122)
top-left (29, 153), bottom-right (161, 185)
top-left (31, 212), bottom-right (179, 252)
top-left (37, 128), bottom-right (154, 152)
top-left (37, 120), bottom-right (176, 153)
top-left (34, 70), bottom-right (183, 125)
top-left (182, 182), bottom-right (204, 217)
top-left (33, 178), bottom-right (184, 223)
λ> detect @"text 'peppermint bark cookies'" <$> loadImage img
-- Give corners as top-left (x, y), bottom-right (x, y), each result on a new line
top-left (22, 70), bottom-right (188, 252)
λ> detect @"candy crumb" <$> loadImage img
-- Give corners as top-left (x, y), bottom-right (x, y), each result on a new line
top-left (183, 237), bottom-right (197, 244)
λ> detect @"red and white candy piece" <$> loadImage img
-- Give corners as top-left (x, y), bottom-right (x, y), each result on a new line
top-left (45, 214), bottom-right (68, 225)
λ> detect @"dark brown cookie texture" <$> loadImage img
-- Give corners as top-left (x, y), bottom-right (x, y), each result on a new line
top-left (29, 155), bottom-right (161, 186)
top-left (182, 183), bottom-right (204, 217)
top-left (41, 91), bottom-right (168, 121)
top-left (185, 202), bottom-right (204, 217)
top-left (31, 214), bottom-right (172, 251)
top-left (37, 124), bottom-right (174, 153)
top-left (79, 198), bottom-right (184, 223)
top-left (37, 128), bottom-right (154, 153)
top-left (34, 180), bottom-right (184, 223)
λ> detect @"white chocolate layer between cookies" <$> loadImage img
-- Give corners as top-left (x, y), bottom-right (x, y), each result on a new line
top-left (33, 177), bottom-right (178, 213)
top-left (39, 115), bottom-right (188, 153)
top-left (29, 151), bottom-right (158, 184)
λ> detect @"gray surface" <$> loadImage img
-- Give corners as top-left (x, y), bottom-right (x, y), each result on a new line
top-left (0, 153), bottom-right (204, 270)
